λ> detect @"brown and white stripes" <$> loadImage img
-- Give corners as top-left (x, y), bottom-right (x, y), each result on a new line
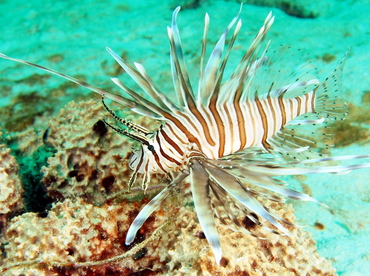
top-left (146, 90), bottom-right (316, 174)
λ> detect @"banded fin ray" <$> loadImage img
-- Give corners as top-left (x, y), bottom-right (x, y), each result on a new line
top-left (203, 161), bottom-right (289, 235)
top-left (125, 171), bottom-right (189, 245)
top-left (199, 6), bottom-right (242, 106)
top-left (215, 19), bottom-right (243, 105)
top-left (244, 155), bottom-right (370, 176)
top-left (0, 53), bottom-right (164, 119)
top-left (208, 181), bottom-right (263, 238)
top-left (218, 164), bottom-right (324, 205)
top-left (231, 12), bottom-right (274, 103)
top-left (269, 79), bottom-right (319, 98)
top-left (168, 7), bottom-right (196, 108)
top-left (198, 12), bottom-right (209, 104)
top-left (190, 159), bottom-right (222, 265)
top-left (133, 62), bottom-right (180, 113)
top-left (106, 47), bottom-right (178, 113)
top-left (212, 13), bottom-right (273, 106)
top-left (111, 77), bottom-right (169, 119)
top-left (209, 181), bottom-right (243, 227)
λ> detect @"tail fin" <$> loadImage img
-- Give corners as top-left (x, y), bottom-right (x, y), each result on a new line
top-left (314, 53), bottom-right (348, 121)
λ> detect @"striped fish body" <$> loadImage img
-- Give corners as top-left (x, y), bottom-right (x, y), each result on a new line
top-left (1, 6), bottom-right (369, 266)
top-left (148, 91), bottom-right (317, 175)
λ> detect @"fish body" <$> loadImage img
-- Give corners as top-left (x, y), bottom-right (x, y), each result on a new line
top-left (1, 6), bottom-right (369, 265)
top-left (137, 89), bottom-right (317, 174)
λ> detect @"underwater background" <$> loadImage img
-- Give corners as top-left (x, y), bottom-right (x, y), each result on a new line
top-left (0, 0), bottom-right (369, 275)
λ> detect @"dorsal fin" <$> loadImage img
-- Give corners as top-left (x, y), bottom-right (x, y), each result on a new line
top-left (167, 7), bottom-right (196, 109)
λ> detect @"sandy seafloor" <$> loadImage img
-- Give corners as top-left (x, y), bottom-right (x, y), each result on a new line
top-left (0, 0), bottom-right (369, 275)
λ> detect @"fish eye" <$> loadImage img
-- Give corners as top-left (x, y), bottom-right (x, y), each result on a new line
top-left (147, 144), bottom-right (154, 151)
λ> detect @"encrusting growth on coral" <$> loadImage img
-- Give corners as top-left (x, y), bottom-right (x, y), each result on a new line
top-left (2, 208), bottom-right (171, 272)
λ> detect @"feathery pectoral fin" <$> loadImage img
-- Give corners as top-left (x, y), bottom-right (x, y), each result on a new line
top-left (203, 161), bottom-right (289, 236)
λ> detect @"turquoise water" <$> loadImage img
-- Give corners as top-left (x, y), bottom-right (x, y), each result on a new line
top-left (0, 0), bottom-right (369, 275)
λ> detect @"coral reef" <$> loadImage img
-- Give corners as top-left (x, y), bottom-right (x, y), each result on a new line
top-left (1, 197), bottom-right (166, 275)
top-left (0, 144), bottom-right (23, 224)
top-left (0, 143), bottom-right (23, 263)
top-left (0, 100), bottom-right (337, 275)
top-left (161, 202), bottom-right (336, 275)
top-left (1, 190), bottom-right (336, 275)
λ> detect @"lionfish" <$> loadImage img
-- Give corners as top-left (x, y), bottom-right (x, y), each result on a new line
top-left (1, 6), bottom-right (369, 265)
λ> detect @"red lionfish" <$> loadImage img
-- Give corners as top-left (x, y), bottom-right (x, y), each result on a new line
top-left (1, 6), bottom-right (370, 265)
